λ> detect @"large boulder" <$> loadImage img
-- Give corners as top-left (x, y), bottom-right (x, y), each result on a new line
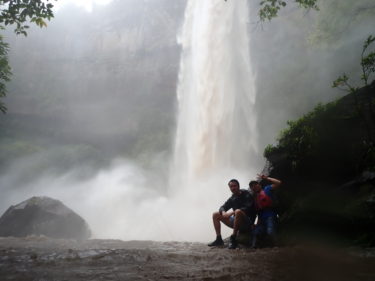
top-left (0, 196), bottom-right (91, 240)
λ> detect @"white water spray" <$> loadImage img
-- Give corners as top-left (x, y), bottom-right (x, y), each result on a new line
top-left (172, 0), bottom-right (258, 186)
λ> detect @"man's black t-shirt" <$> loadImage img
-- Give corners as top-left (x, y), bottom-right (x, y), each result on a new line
top-left (219, 189), bottom-right (256, 223)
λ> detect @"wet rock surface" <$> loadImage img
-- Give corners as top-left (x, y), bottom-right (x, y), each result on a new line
top-left (0, 237), bottom-right (374, 281)
top-left (0, 197), bottom-right (91, 240)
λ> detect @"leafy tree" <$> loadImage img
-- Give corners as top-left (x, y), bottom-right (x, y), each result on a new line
top-left (263, 103), bottom-right (328, 169)
top-left (0, 0), bottom-right (55, 35)
top-left (225, 0), bottom-right (319, 20)
top-left (257, 0), bottom-right (318, 21)
top-left (333, 35), bottom-right (375, 144)
top-left (0, 37), bottom-right (10, 113)
top-left (0, 0), bottom-right (56, 113)
top-left (332, 35), bottom-right (375, 101)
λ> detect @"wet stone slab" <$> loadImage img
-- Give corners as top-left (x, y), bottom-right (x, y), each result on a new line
top-left (0, 237), bottom-right (375, 281)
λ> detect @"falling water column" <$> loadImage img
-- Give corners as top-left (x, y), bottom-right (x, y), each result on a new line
top-left (172, 0), bottom-right (257, 187)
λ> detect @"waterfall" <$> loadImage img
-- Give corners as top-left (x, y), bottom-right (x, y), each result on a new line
top-left (171, 0), bottom-right (258, 187)
top-left (0, 0), bottom-right (260, 243)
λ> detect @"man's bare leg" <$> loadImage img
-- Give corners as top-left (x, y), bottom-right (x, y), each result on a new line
top-left (232, 209), bottom-right (246, 236)
top-left (208, 211), bottom-right (231, 246)
top-left (212, 211), bottom-right (231, 236)
top-left (228, 209), bottom-right (246, 249)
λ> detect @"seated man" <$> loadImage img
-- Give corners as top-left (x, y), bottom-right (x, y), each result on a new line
top-left (249, 174), bottom-right (282, 248)
top-left (208, 179), bottom-right (256, 249)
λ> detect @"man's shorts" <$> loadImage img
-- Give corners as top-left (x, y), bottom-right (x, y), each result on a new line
top-left (229, 214), bottom-right (253, 233)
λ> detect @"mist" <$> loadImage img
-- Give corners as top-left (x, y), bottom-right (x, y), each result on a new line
top-left (0, 0), bottom-right (374, 242)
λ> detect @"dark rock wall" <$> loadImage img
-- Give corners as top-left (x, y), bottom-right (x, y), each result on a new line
top-left (264, 82), bottom-right (375, 246)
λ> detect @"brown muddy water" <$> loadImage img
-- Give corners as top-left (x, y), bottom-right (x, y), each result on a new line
top-left (0, 237), bottom-right (374, 281)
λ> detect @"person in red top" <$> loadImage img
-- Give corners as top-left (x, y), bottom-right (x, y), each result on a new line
top-left (249, 174), bottom-right (282, 248)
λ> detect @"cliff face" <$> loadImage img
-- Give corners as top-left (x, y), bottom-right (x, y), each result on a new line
top-left (1, 1), bottom-right (186, 165)
top-left (264, 81), bottom-right (375, 246)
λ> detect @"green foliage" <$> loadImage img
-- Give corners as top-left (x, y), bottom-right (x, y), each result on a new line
top-left (333, 35), bottom-right (375, 91)
top-left (275, 104), bottom-right (329, 164)
top-left (258, 0), bottom-right (287, 21)
top-left (0, 34), bottom-right (11, 113)
top-left (226, 0), bottom-right (318, 21)
top-left (263, 144), bottom-right (275, 158)
top-left (264, 79), bottom-right (375, 182)
top-left (0, 0), bottom-right (55, 36)
top-left (258, 0), bottom-right (318, 21)
top-left (332, 73), bottom-right (358, 93)
top-left (263, 102), bottom-right (338, 172)
top-left (0, 0), bottom-right (56, 114)
top-left (361, 35), bottom-right (375, 85)
top-left (332, 35), bottom-right (375, 145)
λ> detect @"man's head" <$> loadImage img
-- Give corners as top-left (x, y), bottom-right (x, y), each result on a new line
top-left (249, 180), bottom-right (262, 193)
top-left (228, 179), bottom-right (240, 195)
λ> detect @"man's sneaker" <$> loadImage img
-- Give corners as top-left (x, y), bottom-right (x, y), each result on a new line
top-left (228, 235), bottom-right (238, 249)
top-left (208, 237), bottom-right (224, 247)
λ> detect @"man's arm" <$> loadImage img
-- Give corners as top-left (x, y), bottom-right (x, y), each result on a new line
top-left (258, 174), bottom-right (282, 190)
top-left (219, 197), bottom-right (232, 215)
